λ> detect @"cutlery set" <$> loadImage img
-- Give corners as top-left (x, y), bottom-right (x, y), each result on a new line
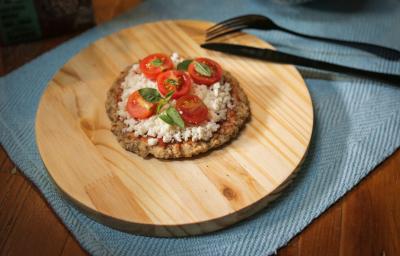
top-left (201, 14), bottom-right (400, 84)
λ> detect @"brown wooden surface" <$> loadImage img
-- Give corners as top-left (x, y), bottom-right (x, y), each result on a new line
top-left (0, 0), bottom-right (399, 254)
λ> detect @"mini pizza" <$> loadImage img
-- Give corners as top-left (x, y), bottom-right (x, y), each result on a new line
top-left (106, 53), bottom-right (250, 159)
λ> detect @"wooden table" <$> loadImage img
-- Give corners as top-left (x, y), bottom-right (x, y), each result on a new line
top-left (1, 1), bottom-right (399, 255)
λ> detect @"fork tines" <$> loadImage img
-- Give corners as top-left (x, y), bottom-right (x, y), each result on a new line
top-left (206, 14), bottom-right (263, 41)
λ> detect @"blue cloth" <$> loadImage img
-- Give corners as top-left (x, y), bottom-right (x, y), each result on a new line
top-left (1, 0), bottom-right (399, 255)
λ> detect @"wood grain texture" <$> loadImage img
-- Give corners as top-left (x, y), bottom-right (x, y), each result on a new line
top-left (35, 20), bottom-right (314, 236)
top-left (339, 152), bottom-right (400, 256)
top-left (0, 153), bottom-right (79, 256)
top-left (278, 149), bottom-right (400, 256)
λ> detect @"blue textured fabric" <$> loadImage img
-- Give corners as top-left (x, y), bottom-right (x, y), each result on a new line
top-left (1, 0), bottom-right (400, 255)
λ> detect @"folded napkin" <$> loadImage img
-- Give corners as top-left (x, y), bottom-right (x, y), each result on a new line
top-left (1, 0), bottom-right (399, 255)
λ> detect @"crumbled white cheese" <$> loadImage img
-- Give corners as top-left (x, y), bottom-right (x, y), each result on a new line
top-left (147, 138), bottom-right (158, 146)
top-left (194, 82), bottom-right (233, 123)
top-left (117, 53), bottom-right (235, 145)
top-left (170, 52), bottom-right (182, 65)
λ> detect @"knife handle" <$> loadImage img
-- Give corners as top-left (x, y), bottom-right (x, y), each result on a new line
top-left (267, 50), bottom-right (400, 84)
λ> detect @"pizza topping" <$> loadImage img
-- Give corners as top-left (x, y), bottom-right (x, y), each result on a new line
top-left (177, 59), bottom-right (193, 71)
top-left (117, 53), bottom-right (234, 144)
top-left (188, 58), bottom-right (222, 86)
top-left (176, 95), bottom-right (208, 125)
top-left (147, 138), bottom-right (158, 146)
top-left (158, 106), bottom-right (185, 128)
top-left (157, 70), bottom-right (192, 99)
top-left (126, 91), bottom-right (156, 119)
top-left (193, 61), bottom-right (212, 77)
top-left (156, 90), bottom-right (174, 113)
top-left (139, 53), bottom-right (174, 80)
top-left (138, 88), bottom-right (161, 103)
top-left (170, 52), bottom-right (182, 65)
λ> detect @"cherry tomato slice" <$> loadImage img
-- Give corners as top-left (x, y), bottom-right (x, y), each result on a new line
top-left (157, 70), bottom-right (192, 99)
top-left (176, 95), bottom-right (208, 125)
top-left (139, 53), bottom-right (174, 80)
top-left (188, 57), bottom-right (222, 86)
top-left (126, 90), bottom-right (156, 119)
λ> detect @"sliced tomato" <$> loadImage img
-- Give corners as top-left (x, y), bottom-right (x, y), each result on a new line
top-left (139, 53), bottom-right (174, 80)
top-left (188, 57), bottom-right (222, 86)
top-left (176, 95), bottom-right (208, 125)
top-left (157, 70), bottom-right (192, 99)
top-left (126, 90), bottom-right (156, 119)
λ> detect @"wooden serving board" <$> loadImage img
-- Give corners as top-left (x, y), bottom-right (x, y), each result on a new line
top-left (36, 20), bottom-right (313, 237)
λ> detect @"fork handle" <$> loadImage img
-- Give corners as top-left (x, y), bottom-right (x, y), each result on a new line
top-left (275, 25), bottom-right (400, 60)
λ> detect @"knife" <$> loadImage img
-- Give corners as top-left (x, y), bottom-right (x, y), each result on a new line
top-left (201, 42), bottom-right (400, 84)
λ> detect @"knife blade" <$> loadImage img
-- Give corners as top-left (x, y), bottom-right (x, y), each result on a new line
top-left (201, 42), bottom-right (400, 84)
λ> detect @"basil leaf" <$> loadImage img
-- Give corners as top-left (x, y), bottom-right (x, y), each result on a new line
top-left (156, 99), bottom-right (166, 113)
top-left (166, 78), bottom-right (178, 86)
top-left (159, 112), bottom-right (174, 125)
top-left (166, 107), bottom-right (185, 128)
top-left (156, 91), bottom-right (175, 113)
top-left (194, 61), bottom-right (212, 77)
top-left (165, 90), bottom-right (175, 101)
top-left (177, 59), bottom-right (193, 71)
top-left (139, 88), bottom-right (161, 103)
top-left (150, 58), bottom-right (163, 67)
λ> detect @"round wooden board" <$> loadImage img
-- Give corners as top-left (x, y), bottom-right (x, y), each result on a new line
top-left (36, 20), bottom-right (313, 237)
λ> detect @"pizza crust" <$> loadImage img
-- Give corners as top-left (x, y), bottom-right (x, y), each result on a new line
top-left (106, 65), bottom-right (250, 159)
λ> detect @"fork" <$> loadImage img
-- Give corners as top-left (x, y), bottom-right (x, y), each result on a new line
top-left (206, 14), bottom-right (400, 60)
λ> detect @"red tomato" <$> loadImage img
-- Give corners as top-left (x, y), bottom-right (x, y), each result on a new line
top-left (139, 53), bottom-right (174, 80)
top-left (126, 91), bottom-right (156, 119)
top-left (176, 95), bottom-right (208, 125)
top-left (157, 70), bottom-right (192, 99)
top-left (188, 57), bottom-right (222, 86)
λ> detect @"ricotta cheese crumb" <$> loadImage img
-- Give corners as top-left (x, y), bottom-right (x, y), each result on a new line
top-left (170, 52), bottom-right (182, 65)
top-left (147, 138), bottom-right (158, 146)
top-left (117, 53), bottom-right (235, 145)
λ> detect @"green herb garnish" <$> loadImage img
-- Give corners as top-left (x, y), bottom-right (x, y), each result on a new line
top-left (164, 90), bottom-right (175, 99)
top-left (138, 88), bottom-right (162, 103)
top-left (177, 59), bottom-right (193, 71)
top-left (159, 106), bottom-right (185, 128)
top-left (137, 88), bottom-right (183, 128)
top-left (156, 90), bottom-right (175, 113)
top-left (166, 107), bottom-right (185, 128)
top-left (194, 61), bottom-right (212, 77)
top-left (159, 112), bottom-right (174, 125)
top-left (150, 58), bottom-right (163, 67)
top-left (166, 78), bottom-right (178, 86)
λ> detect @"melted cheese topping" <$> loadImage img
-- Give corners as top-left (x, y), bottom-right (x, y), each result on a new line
top-left (117, 53), bottom-right (234, 145)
